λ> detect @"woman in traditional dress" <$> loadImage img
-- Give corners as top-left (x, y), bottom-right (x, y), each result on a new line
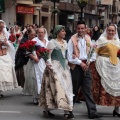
top-left (91, 24), bottom-right (120, 117)
top-left (23, 29), bottom-right (39, 104)
top-left (9, 26), bottom-right (16, 51)
top-left (23, 27), bottom-right (49, 104)
top-left (9, 26), bottom-right (16, 43)
top-left (33, 27), bottom-right (49, 96)
top-left (15, 29), bottom-right (36, 88)
top-left (14, 25), bottom-right (21, 35)
top-left (39, 25), bottom-right (74, 119)
top-left (14, 25), bottom-right (21, 49)
top-left (0, 20), bottom-right (18, 97)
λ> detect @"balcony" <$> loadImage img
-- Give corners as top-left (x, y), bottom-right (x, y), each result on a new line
top-left (84, 4), bottom-right (96, 14)
top-left (16, 0), bottom-right (33, 5)
top-left (59, 2), bottom-right (96, 14)
top-left (16, 0), bottom-right (42, 7)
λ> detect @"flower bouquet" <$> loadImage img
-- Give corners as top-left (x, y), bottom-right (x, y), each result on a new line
top-left (14, 33), bottom-right (21, 49)
top-left (36, 47), bottom-right (50, 62)
top-left (9, 34), bottom-right (16, 42)
top-left (16, 33), bottom-right (20, 39)
top-left (87, 44), bottom-right (96, 63)
top-left (19, 40), bottom-right (36, 55)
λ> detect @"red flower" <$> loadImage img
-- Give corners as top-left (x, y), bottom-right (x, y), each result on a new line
top-left (19, 40), bottom-right (36, 52)
top-left (9, 34), bottom-right (16, 42)
top-left (36, 47), bottom-right (50, 62)
top-left (16, 33), bottom-right (20, 38)
top-left (117, 50), bottom-right (120, 55)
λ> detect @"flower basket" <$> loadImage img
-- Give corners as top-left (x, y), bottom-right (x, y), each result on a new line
top-left (77, 0), bottom-right (88, 8)
top-left (51, 9), bottom-right (60, 14)
top-left (97, 15), bottom-right (102, 19)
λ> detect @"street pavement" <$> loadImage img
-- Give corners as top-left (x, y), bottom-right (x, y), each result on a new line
top-left (0, 87), bottom-right (120, 120)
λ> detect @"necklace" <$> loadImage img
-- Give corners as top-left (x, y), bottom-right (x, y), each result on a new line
top-left (56, 39), bottom-right (66, 51)
top-left (57, 39), bottom-right (64, 44)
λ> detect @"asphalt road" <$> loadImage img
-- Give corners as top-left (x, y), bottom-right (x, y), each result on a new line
top-left (0, 87), bottom-right (119, 120)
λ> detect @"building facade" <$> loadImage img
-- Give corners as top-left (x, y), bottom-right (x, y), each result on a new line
top-left (0, 0), bottom-right (42, 27)
top-left (98, 0), bottom-right (120, 28)
top-left (0, 0), bottom-right (120, 33)
top-left (58, 0), bottom-right (99, 31)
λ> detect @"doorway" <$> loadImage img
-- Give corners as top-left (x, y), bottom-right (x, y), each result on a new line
top-left (16, 13), bottom-right (25, 26)
top-left (42, 16), bottom-right (48, 29)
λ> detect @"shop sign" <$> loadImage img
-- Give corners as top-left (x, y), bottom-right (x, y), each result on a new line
top-left (16, 6), bottom-right (34, 14)
top-left (101, 0), bottom-right (113, 5)
top-left (68, 15), bottom-right (74, 19)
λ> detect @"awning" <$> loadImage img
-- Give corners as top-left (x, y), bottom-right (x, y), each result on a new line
top-left (0, 0), bottom-right (5, 13)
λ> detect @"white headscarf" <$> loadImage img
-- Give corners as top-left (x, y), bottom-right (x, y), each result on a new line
top-left (35, 27), bottom-right (49, 46)
top-left (0, 20), bottom-right (9, 39)
top-left (0, 20), bottom-right (15, 63)
top-left (99, 24), bottom-right (119, 41)
top-left (96, 24), bottom-right (120, 48)
top-left (44, 28), bottom-right (48, 41)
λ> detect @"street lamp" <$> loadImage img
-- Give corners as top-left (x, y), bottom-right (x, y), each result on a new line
top-left (50, 0), bottom-right (59, 29)
top-left (77, 0), bottom-right (88, 21)
top-left (97, 4), bottom-right (105, 26)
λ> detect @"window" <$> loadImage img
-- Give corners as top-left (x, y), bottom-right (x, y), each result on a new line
top-left (34, 0), bottom-right (42, 3)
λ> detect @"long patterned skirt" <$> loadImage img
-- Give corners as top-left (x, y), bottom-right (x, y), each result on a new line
top-left (39, 60), bottom-right (73, 111)
top-left (90, 62), bottom-right (120, 106)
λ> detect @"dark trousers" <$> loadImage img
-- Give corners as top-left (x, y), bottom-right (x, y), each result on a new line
top-left (70, 65), bottom-right (97, 115)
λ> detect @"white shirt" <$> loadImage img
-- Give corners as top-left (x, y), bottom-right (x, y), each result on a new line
top-left (67, 36), bottom-right (96, 65)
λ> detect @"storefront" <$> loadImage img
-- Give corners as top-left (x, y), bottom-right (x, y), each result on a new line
top-left (59, 12), bottom-right (74, 31)
top-left (16, 5), bottom-right (34, 26)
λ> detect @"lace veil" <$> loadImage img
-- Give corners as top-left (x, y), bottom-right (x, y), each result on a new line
top-left (100, 24), bottom-right (119, 41)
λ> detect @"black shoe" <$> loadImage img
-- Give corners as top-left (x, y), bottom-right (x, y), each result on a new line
top-left (33, 98), bottom-right (39, 105)
top-left (43, 111), bottom-right (55, 117)
top-left (88, 113), bottom-right (102, 119)
top-left (34, 102), bottom-right (39, 105)
top-left (64, 114), bottom-right (74, 119)
top-left (75, 99), bottom-right (82, 103)
top-left (113, 110), bottom-right (120, 117)
top-left (0, 94), bottom-right (3, 98)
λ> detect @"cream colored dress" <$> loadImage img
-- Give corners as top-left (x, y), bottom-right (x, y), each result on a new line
top-left (96, 36), bottom-right (120, 97)
top-left (39, 39), bottom-right (73, 111)
top-left (0, 34), bottom-right (18, 92)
